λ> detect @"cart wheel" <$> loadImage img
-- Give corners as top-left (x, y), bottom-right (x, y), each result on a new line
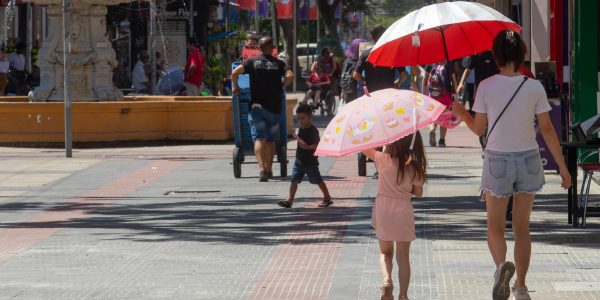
top-left (358, 153), bottom-right (367, 176)
top-left (233, 148), bottom-right (242, 178)
top-left (278, 145), bottom-right (287, 178)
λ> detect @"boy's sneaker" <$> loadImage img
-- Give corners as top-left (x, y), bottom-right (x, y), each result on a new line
top-left (429, 130), bottom-right (436, 146)
top-left (259, 171), bottom-right (269, 182)
top-left (493, 261), bottom-right (515, 300)
top-left (511, 286), bottom-right (531, 300)
top-left (266, 171), bottom-right (273, 179)
top-left (438, 139), bottom-right (446, 147)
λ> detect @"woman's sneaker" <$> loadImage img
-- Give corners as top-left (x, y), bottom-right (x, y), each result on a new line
top-left (493, 261), bottom-right (515, 300)
top-left (511, 286), bottom-right (531, 300)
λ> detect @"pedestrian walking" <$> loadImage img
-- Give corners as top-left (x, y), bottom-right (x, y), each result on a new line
top-left (361, 132), bottom-right (426, 300)
top-left (340, 38), bottom-right (366, 105)
top-left (278, 104), bottom-right (331, 208)
top-left (184, 36), bottom-right (205, 96)
top-left (8, 42), bottom-right (27, 96)
top-left (0, 48), bottom-right (9, 96)
top-left (353, 25), bottom-right (408, 179)
top-left (231, 37), bottom-right (294, 182)
top-left (452, 30), bottom-right (571, 300)
top-left (132, 51), bottom-right (151, 94)
top-left (422, 61), bottom-right (458, 147)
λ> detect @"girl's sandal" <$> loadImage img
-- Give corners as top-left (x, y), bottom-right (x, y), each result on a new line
top-left (380, 283), bottom-right (393, 300)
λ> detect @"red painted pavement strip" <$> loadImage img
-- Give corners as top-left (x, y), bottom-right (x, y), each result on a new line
top-left (249, 155), bottom-right (367, 300)
top-left (0, 160), bottom-right (186, 264)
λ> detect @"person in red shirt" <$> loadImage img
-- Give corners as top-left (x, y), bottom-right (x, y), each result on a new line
top-left (302, 65), bottom-right (331, 108)
top-left (184, 36), bottom-right (205, 96)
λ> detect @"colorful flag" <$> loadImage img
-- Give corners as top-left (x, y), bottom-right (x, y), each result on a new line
top-left (277, 0), bottom-right (293, 19)
top-left (248, 0), bottom-right (270, 17)
top-left (299, 0), bottom-right (308, 21)
top-left (334, 2), bottom-right (342, 20)
top-left (237, 0), bottom-right (256, 11)
top-left (309, 0), bottom-right (318, 20)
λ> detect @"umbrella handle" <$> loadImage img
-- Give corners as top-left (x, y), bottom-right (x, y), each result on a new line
top-left (363, 86), bottom-right (371, 97)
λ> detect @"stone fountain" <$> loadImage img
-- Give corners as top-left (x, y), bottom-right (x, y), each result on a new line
top-left (23, 0), bottom-right (136, 102)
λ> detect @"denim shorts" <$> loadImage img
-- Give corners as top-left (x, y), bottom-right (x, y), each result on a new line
top-left (248, 107), bottom-right (281, 142)
top-left (291, 163), bottom-right (323, 184)
top-left (481, 149), bottom-right (545, 198)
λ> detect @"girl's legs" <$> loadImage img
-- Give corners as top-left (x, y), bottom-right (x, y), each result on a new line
top-left (511, 193), bottom-right (534, 288)
top-left (395, 241), bottom-right (411, 298)
top-left (486, 194), bottom-right (510, 266)
top-left (378, 240), bottom-right (394, 284)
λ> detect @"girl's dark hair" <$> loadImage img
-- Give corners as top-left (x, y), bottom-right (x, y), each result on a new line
top-left (384, 132), bottom-right (427, 184)
top-left (492, 30), bottom-right (527, 72)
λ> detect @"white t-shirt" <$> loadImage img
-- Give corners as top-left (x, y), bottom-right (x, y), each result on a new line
top-left (8, 52), bottom-right (25, 71)
top-left (0, 60), bottom-right (9, 73)
top-left (131, 61), bottom-right (149, 92)
top-left (473, 74), bottom-right (551, 152)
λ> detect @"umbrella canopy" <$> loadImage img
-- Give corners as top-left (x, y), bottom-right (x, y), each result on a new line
top-left (368, 1), bottom-right (521, 67)
top-left (315, 89), bottom-right (446, 157)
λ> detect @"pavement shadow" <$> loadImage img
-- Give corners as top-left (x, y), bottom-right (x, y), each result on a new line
top-left (416, 194), bottom-right (600, 249)
top-left (1, 193), bottom-right (598, 249)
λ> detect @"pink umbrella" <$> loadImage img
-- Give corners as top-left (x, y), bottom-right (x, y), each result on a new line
top-left (315, 89), bottom-right (446, 157)
top-left (367, 1), bottom-right (521, 67)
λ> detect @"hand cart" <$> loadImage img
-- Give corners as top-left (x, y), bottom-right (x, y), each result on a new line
top-left (231, 61), bottom-right (288, 178)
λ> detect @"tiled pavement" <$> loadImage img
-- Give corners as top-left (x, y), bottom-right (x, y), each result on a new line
top-left (0, 118), bottom-right (599, 299)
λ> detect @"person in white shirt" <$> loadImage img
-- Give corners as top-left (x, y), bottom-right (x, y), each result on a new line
top-left (0, 48), bottom-right (9, 95)
top-left (132, 51), bottom-right (150, 94)
top-left (452, 30), bottom-right (571, 300)
top-left (8, 43), bottom-right (27, 95)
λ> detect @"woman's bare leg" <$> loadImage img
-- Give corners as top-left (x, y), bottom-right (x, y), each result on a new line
top-left (486, 193), bottom-right (510, 266)
top-left (511, 193), bottom-right (534, 288)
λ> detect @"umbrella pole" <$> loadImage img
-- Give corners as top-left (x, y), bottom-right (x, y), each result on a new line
top-left (440, 28), bottom-right (449, 62)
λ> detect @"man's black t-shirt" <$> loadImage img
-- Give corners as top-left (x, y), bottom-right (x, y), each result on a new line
top-left (296, 124), bottom-right (320, 166)
top-left (242, 54), bottom-right (289, 113)
top-left (468, 51), bottom-right (498, 89)
top-left (354, 48), bottom-right (405, 92)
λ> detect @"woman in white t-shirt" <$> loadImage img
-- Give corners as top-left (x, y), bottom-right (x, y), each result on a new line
top-left (452, 30), bottom-right (571, 300)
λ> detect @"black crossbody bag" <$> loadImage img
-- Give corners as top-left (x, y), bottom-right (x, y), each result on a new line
top-left (479, 77), bottom-right (528, 200)
top-left (481, 77), bottom-right (528, 154)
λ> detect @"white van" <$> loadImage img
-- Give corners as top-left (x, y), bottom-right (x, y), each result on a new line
top-left (278, 43), bottom-right (318, 73)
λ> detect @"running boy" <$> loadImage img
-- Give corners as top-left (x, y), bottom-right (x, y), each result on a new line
top-left (278, 104), bottom-right (332, 208)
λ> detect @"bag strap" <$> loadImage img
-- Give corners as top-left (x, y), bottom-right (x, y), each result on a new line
top-left (483, 77), bottom-right (528, 150)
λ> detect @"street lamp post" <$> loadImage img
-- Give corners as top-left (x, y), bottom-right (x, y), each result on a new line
top-left (63, 0), bottom-right (72, 158)
top-left (149, 0), bottom-right (156, 94)
top-left (292, 0), bottom-right (297, 92)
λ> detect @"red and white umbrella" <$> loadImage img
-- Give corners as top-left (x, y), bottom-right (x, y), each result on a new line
top-left (368, 1), bottom-right (521, 67)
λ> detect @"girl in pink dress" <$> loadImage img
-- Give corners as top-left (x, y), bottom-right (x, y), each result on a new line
top-left (362, 132), bottom-right (427, 300)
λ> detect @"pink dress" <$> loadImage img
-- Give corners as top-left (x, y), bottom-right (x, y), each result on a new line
top-left (371, 152), bottom-right (423, 242)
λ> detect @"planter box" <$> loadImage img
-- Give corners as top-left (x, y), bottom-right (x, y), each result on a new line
top-left (0, 96), bottom-right (297, 144)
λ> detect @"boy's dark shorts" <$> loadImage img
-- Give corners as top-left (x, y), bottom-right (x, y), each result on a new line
top-left (291, 163), bottom-right (323, 184)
